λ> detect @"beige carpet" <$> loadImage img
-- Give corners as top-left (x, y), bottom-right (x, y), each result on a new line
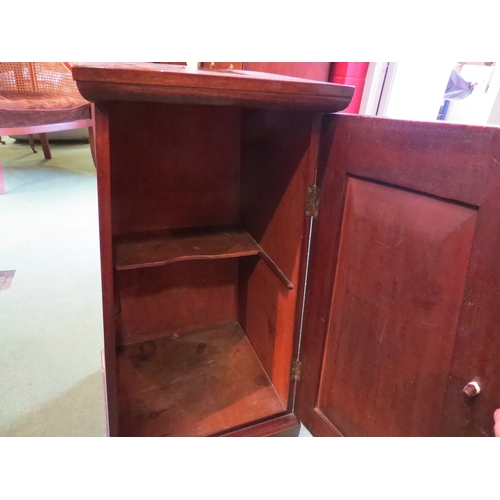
top-left (0, 137), bottom-right (106, 436)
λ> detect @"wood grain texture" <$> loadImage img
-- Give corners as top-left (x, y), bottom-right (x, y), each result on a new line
top-left (437, 128), bottom-right (500, 436)
top-left (287, 115), bottom-right (323, 412)
top-left (114, 226), bottom-right (264, 270)
top-left (238, 110), bottom-right (319, 404)
top-left (108, 103), bottom-right (241, 236)
top-left (113, 225), bottom-right (294, 289)
top-left (116, 323), bottom-right (286, 437)
top-left (77, 64), bottom-right (356, 437)
top-left (73, 63), bottom-right (353, 112)
top-left (93, 104), bottom-right (119, 435)
top-left (296, 114), bottom-right (500, 437)
top-left (0, 119), bottom-right (93, 137)
top-left (115, 259), bottom-right (238, 345)
top-left (243, 62), bottom-right (331, 82)
top-left (220, 413), bottom-right (300, 437)
top-left (318, 178), bottom-right (477, 436)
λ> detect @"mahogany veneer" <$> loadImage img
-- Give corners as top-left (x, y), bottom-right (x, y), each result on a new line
top-left (72, 63), bottom-right (353, 112)
top-left (114, 225), bottom-right (294, 289)
top-left (74, 63), bottom-right (500, 438)
top-left (116, 323), bottom-right (285, 437)
top-left (114, 226), bottom-right (263, 270)
top-left (73, 62), bottom-right (353, 437)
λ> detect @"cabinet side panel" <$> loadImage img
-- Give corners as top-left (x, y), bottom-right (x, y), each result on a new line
top-left (94, 104), bottom-right (119, 435)
top-left (239, 110), bottom-right (317, 404)
top-left (109, 103), bottom-right (241, 235)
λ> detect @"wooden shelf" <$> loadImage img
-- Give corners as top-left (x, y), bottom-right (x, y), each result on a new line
top-left (114, 225), bottom-right (294, 289)
top-left (115, 323), bottom-right (287, 437)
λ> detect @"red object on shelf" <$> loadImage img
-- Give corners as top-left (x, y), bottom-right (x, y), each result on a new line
top-left (330, 62), bottom-right (369, 114)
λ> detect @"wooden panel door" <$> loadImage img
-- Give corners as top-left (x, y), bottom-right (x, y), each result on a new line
top-left (296, 114), bottom-right (500, 437)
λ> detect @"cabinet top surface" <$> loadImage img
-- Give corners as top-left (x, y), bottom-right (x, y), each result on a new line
top-left (72, 62), bottom-right (354, 111)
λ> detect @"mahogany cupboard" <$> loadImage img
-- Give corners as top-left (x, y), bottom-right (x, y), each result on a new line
top-left (72, 63), bottom-right (500, 437)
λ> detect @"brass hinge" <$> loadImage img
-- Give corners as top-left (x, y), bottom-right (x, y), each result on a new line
top-left (291, 359), bottom-right (302, 381)
top-left (305, 185), bottom-right (320, 219)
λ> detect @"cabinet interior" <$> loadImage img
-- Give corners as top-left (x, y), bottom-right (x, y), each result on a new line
top-left (107, 102), bottom-right (314, 436)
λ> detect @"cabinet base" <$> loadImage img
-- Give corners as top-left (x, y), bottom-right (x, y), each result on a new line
top-left (114, 323), bottom-right (286, 437)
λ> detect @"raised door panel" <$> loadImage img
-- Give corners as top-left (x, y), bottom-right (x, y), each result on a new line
top-left (296, 114), bottom-right (500, 436)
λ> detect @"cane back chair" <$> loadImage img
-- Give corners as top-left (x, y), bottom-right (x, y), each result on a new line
top-left (0, 62), bottom-right (94, 194)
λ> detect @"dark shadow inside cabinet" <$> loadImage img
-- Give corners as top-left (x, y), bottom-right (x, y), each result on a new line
top-left (108, 102), bottom-right (315, 436)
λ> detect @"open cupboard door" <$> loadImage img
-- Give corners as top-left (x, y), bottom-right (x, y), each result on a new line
top-left (73, 63), bottom-right (500, 437)
top-left (295, 114), bottom-right (500, 437)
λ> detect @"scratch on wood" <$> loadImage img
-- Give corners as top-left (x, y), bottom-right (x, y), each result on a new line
top-left (491, 156), bottom-right (500, 168)
top-left (375, 240), bottom-right (391, 249)
top-left (379, 320), bottom-right (388, 344)
top-left (396, 236), bottom-right (404, 246)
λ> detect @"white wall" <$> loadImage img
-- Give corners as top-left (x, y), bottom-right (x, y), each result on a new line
top-left (383, 62), bottom-right (453, 122)
top-left (487, 86), bottom-right (500, 126)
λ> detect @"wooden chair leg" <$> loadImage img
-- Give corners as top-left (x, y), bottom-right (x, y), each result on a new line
top-left (0, 157), bottom-right (5, 195)
top-left (39, 133), bottom-right (51, 159)
top-left (28, 134), bottom-right (37, 153)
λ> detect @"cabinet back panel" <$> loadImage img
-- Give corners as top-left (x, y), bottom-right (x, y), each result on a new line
top-left (239, 110), bottom-right (318, 403)
top-left (109, 103), bottom-right (241, 236)
top-left (116, 259), bottom-right (238, 345)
